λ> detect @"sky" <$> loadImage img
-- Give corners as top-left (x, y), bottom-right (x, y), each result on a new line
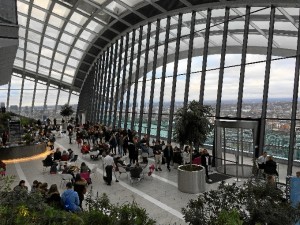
top-left (0, 53), bottom-right (297, 107)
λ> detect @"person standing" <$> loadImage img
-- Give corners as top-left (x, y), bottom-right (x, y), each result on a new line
top-left (68, 128), bottom-right (73, 144)
top-left (257, 151), bottom-right (268, 170)
top-left (201, 149), bottom-right (212, 183)
top-left (164, 142), bottom-right (173, 171)
top-left (103, 152), bottom-right (114, 185)
top-left (73, 173), bottom-right (87, 209)
top-left (153, 140), bottom-right (162, 171)
top-left (2, 131), bottom-right (8, 146)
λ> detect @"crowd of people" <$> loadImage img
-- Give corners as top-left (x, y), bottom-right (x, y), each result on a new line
top-left (5, 120), bottom-right (294, 214)
top-left (12, 174), bottom-right (87, 212)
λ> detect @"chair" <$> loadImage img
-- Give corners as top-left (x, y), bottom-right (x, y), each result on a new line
top-left (116, 163), bottom-right (128, 178)
top-left (90, 166), bottom-right (98, 179)
top-left (70, 155), bottom-right (78, 166)
top-left (42, 160), bottom-right (51, 172)
top-left (60, 173), bottom-right (73, 188)
top-left (129, 166), bottom-right (143, 184)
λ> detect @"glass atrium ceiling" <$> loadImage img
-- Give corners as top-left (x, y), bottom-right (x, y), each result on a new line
top-left (14, 0), bottom-right (300, 93)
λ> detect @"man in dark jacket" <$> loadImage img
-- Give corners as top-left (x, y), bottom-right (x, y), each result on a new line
top-left (164, 142), bottom-right (173, 171)
top-left (201, 149), bottom-right (212, 183)
top-left (264, 156), bottom-right (278, 176)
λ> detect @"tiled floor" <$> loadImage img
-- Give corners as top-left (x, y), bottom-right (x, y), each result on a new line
top-left (5, 135), bottom-right (242, 225)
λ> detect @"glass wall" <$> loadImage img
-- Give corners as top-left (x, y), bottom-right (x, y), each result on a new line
top-left (1, 73), bottom-right (78, 120)
top-left (81, 5), bottom-right (300, 178)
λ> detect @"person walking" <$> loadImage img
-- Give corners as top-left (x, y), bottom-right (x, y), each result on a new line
top-left (103, 152), bottom-right (114, 185)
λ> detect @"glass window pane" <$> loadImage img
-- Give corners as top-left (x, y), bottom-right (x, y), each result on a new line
top-left (34, 82), bottom-right (47, 106)
top-left (50, 70), bottom-right (62, 80)
top-left (62, 75), bottom-right (73, 84)
top-left (39, 57), bottom-right (51, 67)
top-left (29, 19), bottom-right (44, 32)
top-left (26, 52), bottom-right (38, 63)
top-left (16, 49), bottom-right (24, 59)
top-left (34, 0), bottom-right (51, 10)
top-left (75, 39), bottom-right (89, 50)
top-left (80, 30), bottom-right (95, 42)
top-left (45, 26), bottom-right (60, 39)
top-left (87, 20), bottom-right (103, 33)
top-left (69, 93), bottom-right (79, 107)
top-left (31, 7), bottom-right (47, 21)
top-left (119, 0), bottom-right (143, 7)
top-left (64, 66), bottom-right (76, 77)
top-left (26, 61), bottom-right (37, 72)
top-left (65, 22), bottom-right (81, 35)
top-left (48, 15), bottom-right (64, 28)
top-left (53, 61), bottom-right (64, 73)
top-left (58, 42), bottom-right (70, 53)
top-left (58, 89), bottom-right (69, 106)
top-left (17, 2), bottom-right (29, 14)
top-left (28, 30), bottom-right (42, 44)
top-left (14, 59), bottom-right (24, 68)
top-left (19, 39), bottom-right (25, 49)
top-left (61, 32), bottom-right (75, 45)
top-left (0, 89), bottom-right (8, 108)
top-left (52, 3), bottom-right (70, 17)
top-left (38, 66), bottom-right (50, 76)
top-left (70, 48), bottom-right (84, 59)
top-left (21, 78), bottom-right (35, 107)
top-left (70, 12), bottom-right (88, 26)
top-left (220, 62), bottom-right (241, 117)
top-left (46, 88), bottom-right (59, 107)
top-left (17, 14), bottom-right (27, 27)
top-left (265, 119), bottom-right (290, 169)
top-left (43, 37), bottom-right (56, 49)
top-left (0, 83), bottom-right (8, 90)
top-left (67, 57), bottom-right (80, 68)
top-left (242, 55), bottom-right (266, 117)
top-left (188, 57), bottom-right (202, 103)
top-left (267, 57), bottom-right (295, 119)
top-left (18, 27), bottom-right (26, 38)
top-left (41, 47), bottom-right (54, 58)
top-left (54, 52), bottom-right (67, 63)
top-left (9, 76), bottom-right (23, 111)
top-left (27, 41), bottom-right (40, 53)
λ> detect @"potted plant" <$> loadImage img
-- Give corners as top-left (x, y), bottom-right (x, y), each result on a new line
top-left (173, 100), bottom-right (213, 193)
top-left (60, 104), bottom-right (74, 123)
top-left (22, 133), bottom-right (34, 145)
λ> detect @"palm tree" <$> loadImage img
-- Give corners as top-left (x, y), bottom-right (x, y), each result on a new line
top-left (173, 100), bottom-right (213, 170)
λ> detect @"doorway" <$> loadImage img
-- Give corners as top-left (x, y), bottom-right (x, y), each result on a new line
top-left (214, 119), bottom-right (260, 178)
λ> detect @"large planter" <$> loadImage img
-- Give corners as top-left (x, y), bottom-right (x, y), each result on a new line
top-left (178, 164), bottom-right (206, 194)
top-left (0, 142), bottom-right (47, 160)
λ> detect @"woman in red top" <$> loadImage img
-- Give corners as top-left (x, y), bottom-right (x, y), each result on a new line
top-left (81, 142), bottom-right (90, 154)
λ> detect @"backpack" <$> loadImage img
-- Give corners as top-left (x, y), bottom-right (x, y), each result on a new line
top-left (64, 195), bottom-right (73, 211)
top-left (50, 165), bottom-right (57, 174)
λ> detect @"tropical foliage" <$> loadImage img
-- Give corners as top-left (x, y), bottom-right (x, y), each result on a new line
top-left (173, 100), bottom-right (213, 169)
top-left (0, 176), bottom-right (155, 225)
top-left (60, 104), bottom-right (74, 120)
top-left (182, 180), bottom-right (300, 225)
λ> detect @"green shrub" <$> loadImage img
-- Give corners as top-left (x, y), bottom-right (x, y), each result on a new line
top-left (182, 180), bottom-right (300, 225)
top-left (0, 176), bottom-right (155, 225)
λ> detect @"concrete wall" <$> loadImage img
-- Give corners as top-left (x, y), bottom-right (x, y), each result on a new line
top-left (0, 143), bottom-right (47, 160)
